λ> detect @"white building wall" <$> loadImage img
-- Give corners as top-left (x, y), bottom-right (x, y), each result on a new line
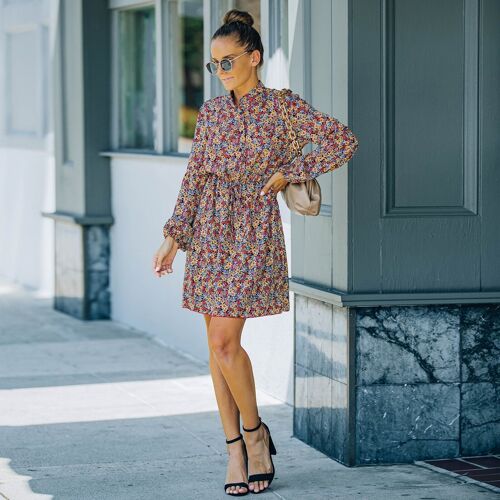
top-left (0, 150), bottom-right (55, 295)
top-left (0, 0), bottom-right (55, 296)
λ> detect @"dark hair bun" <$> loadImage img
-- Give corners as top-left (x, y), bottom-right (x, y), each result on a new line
top-left (223, 9), bottom-right (254, 27)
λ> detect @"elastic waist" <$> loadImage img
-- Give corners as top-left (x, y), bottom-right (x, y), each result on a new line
top-left (212, 176), bottom-right (263, 189)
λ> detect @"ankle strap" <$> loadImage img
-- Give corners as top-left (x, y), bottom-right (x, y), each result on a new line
top-left (243, 417), bottom-right (261, 433)
top-left (226, 433), bottom-right (243, 444)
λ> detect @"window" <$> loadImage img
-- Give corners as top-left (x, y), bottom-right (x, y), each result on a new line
top-left (176, 0), bottom-right (204, 153)
top-left (111, 0), bottom-right (203, 154)
top-left (109, 0), bottom-right (282, 156)
top-left (117, 6), bottom-right (156, 150)
top-left (268, 0), bottom-right (287, 61)
top-left (267, 0), bottom-right (288, 87)
top-left (233, 0), bottom-right (260, 34)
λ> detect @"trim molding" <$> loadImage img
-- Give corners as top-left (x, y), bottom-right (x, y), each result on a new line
top-left (99, 150), bottom-right (189, 160)
top-left (382, 0), bottom-right (479, 217)
top-left (41, 211), bottom-right (114, 226)
top-left (289, 278), bottom-right (500, 307)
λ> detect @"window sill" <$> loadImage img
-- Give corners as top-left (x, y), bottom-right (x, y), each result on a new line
top-left (100, 150), bottom-right (190, 160)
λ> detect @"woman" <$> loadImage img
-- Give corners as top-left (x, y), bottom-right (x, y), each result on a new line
top-left (152, 9), bottom-right (359, 496)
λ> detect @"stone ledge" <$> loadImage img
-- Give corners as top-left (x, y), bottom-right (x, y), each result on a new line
top-left (289, 278), bottom-right (500, 307)
top-left (42, 211), bottom-right (114, 226)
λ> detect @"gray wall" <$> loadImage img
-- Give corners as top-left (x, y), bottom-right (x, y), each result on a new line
top-left (350, 0), bottom-right (500, 299)
top-left (53, 0), bottom-right (111, 217)
top-left (289, 0), bottom-right (351, 293)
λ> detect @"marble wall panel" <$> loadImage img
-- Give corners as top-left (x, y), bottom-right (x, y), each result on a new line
top-left (461, 304), bottom-right (500, 383)
top-left (461, 382), bottom-right (500, 455)
top-left (356, 305), bottom-right (460, 385)
top-left (293, 295), bottom-right (499, 464)
top-left (356, 383), bottom-right (460, 464)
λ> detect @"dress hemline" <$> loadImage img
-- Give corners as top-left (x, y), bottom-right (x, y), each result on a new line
top-left (181, 301), bottom-right (290, 319)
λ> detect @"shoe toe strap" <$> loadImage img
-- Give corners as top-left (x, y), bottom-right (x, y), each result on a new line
top-left (247, 473), bottom-right (273, 481)
top-left (225, 482), bottom-right (249, 488)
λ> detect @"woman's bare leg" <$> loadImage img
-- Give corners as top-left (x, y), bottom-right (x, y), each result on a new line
top-left (206, 315), bottom-right (273, 493)
top-left (204, 314), bottom-right (247, 495)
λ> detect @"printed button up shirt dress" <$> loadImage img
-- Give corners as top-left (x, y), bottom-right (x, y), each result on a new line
top-left (163, 79), bottom-right (359, 318)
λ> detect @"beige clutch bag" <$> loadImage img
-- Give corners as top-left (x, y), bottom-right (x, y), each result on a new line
top-left (276, 89), bottom-right (321, 216)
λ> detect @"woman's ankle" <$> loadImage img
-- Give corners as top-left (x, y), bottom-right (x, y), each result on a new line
top-left (227, 441), bottom-right (246, 456)
top-left (242, 416), bottom-right (261, 432)
top-left (244, 427), bottom-right (265, 446)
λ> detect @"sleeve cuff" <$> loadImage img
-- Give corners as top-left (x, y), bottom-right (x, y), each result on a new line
top-left (279, 156), bottom-right (304, 184)
top-left (162, 217), bottom-right (193, 252)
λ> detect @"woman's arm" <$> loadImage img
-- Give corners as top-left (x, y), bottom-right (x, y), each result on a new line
top-left (277, 90), bottom-right (359, 183)
top-left (162, 102), bottom-right (209, 251)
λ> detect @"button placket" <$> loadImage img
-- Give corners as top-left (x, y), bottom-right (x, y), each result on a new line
top-left (238, 111), bottom-right (246, 161)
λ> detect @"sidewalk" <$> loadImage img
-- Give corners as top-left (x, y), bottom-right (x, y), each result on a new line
top-left (0, 277), bottom-right (497, 500)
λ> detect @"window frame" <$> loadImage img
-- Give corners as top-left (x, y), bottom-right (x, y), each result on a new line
top-left (110, 0), bottom-right (209, 156)
top-left (110, 0), bottom-right (157, 153)
top-left (106, 0), bottom-right (272, 158)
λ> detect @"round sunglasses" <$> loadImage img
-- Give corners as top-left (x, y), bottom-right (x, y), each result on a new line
top-left (205, 50), bottom-right (252, 75)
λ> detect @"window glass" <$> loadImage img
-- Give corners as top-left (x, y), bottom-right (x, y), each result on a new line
top-left (234, 0), bottom-right (260, 34)
top-left (117, 6), bottom-right (156, 150)
top-left (177, 0), bottom-right (204, 153)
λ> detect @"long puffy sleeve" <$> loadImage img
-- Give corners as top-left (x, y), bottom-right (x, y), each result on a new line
top-left (162, 102), bottom-right (209, 251)
top-left (277, 90), bottom-right (359, 183)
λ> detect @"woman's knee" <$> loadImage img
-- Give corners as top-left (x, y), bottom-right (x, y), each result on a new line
top-left (207, 319), bottom-right (244, 360)
top-left (208, 333), bottom-right (239, 359)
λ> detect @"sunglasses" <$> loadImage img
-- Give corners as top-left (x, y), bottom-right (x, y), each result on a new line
top-left (205, 50), bottom-right (251, 75)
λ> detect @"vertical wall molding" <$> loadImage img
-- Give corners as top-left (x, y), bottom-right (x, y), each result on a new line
top-left (382, 0), bottom-right (479, 217)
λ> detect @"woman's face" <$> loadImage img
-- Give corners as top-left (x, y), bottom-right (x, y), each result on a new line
top-left (210, 37), bottom-right (259, 91)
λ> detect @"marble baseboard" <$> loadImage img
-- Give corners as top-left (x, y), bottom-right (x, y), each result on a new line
top-left (54, 220), bottom-right (111, 320)
top-left (296, 299), bottom-right (331, 378)
top-left (294, 363), bottom-right (348, 463)
top-left (85, 226), bottom-right (111, 319)
top-left (295, 294), bottom-right (348, 383)
top-left (355, 303), bottom-right (499, 462)
top-left (461, 304), bottom-right (500, 383)
top-left (461, 382), bottom-right (500, 455)
top-left (356, 305), bottom-right (460, 384)
top-left (294, 295), bottom-right (350, 463)
top-left (54, 221), bottom-right (85, 318)
top-left (356, 383), bottom-right (460, 464)
top-left (294, 363), bottom-right (310, 444)
top-left (293, 295), bottom-right (499, 465)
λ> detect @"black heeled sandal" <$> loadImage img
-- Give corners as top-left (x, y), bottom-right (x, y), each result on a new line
top-left (242, 417), bottom-right (277, 493)
top-left (224, 433), bottom-right (249, 496)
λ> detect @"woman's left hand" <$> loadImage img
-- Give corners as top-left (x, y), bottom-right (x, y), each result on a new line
top-left (260, 172), bottom-right (289, 197)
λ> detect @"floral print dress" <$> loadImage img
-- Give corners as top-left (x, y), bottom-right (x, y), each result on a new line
top-left (163, 79), bottom-right (359, 318)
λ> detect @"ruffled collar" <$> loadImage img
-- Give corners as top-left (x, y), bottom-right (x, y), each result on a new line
top-left (229, 79), bottom-right (265, 109)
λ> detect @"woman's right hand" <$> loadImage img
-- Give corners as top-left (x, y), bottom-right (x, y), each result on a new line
top-left (153, 236), bottom-right (179, 277)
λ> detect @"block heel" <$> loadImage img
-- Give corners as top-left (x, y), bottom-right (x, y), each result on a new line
top-left (267, 432), bottom-right (276, 455)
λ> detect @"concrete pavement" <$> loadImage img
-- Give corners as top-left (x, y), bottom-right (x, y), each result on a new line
top-left (0, 277), bottom-right (496, 499)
